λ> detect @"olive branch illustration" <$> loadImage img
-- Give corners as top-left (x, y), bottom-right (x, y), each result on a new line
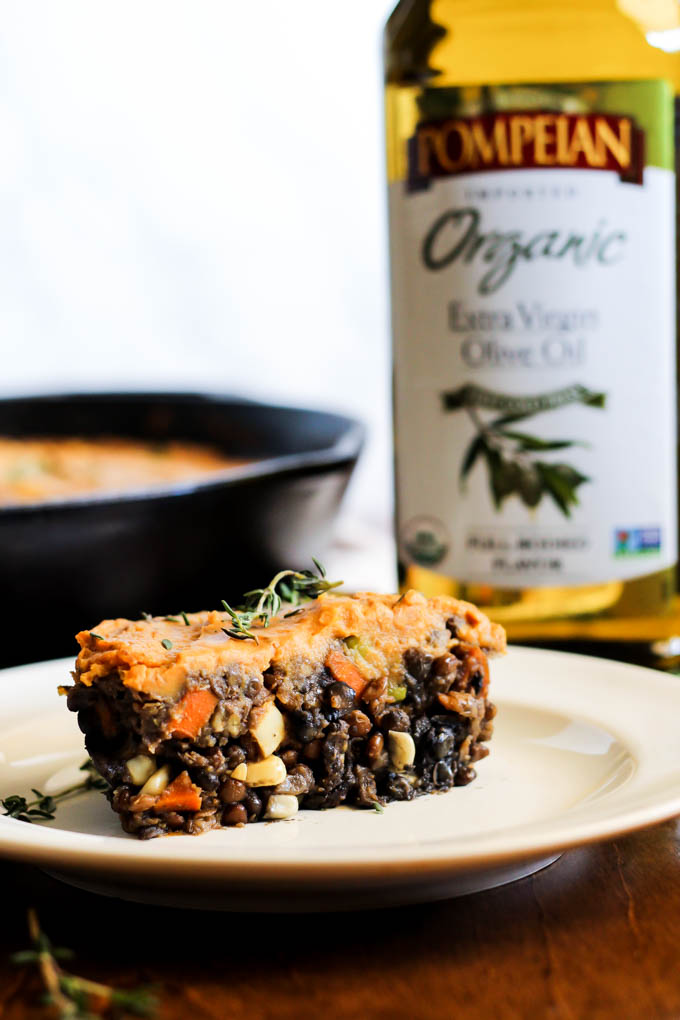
top-left (441, 384), bottom-right (607, 518)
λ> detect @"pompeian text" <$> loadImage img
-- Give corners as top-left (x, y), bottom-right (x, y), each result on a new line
top-left (410, 110), bottom-right (643, 185)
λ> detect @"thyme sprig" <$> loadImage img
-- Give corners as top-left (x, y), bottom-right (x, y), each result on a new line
top-left (221, 559), bottom-right (342, 642)
top-left (12, 909), bottom-right (158, 1019)
top-left (1, 761), bottom-right (107, 824)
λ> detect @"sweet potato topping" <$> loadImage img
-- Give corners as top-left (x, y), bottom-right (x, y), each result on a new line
top-left (74, 591), bottom-right (505, 700)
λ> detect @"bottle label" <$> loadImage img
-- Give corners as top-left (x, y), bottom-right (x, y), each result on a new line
top-left (390, 80), bottom-right (677, 587)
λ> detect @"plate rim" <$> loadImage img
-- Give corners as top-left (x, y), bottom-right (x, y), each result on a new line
top-left (1, 647), bottom-right (679, 883)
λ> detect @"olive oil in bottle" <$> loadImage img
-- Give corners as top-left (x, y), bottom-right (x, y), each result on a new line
top-left (386, 0), bottom-right (680, 644)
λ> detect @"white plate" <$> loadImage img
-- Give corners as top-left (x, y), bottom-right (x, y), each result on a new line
top-left (0, 648), bottom-right (678, 911)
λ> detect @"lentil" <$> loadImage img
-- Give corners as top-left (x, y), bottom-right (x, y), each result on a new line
top-left (219, 778), bottom-right (247, 804)
top-left (280, 749), bottom-right (299, 768)
top-left (244, 790), bottom-right (263, 820)
top-left (347, 710), bottom-right (372, 738)
top-left (223, 803), bottom-right (248, 826)
top-left (454, 764), bottom-right (476, 786)
top-left (326, 681), bottom-right (357, 714)
top-left (433, 761), bottom-right (454, 787)
top-left (366, 732), bottom-right (384, 760)
top-left (385, 773), bottom-right (415, 801)
top-left (224, 745), bottom-right (246, 770)
top-left (378, 707), bottom-right (410, 732)
top-left (404, 647), bottom-right (433, 681)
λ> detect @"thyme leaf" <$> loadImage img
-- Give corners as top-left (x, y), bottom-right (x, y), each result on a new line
top-left (1, 761), bottom-right (107, 824)
top-left (161, 638), bottom-right (173, 650)
top-left (219, 563), bottom-right (342, 643)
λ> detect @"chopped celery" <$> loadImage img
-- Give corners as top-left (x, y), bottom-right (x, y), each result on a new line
top-left (388, 684), bottom-right (407, 702)
top-left (344, 635), bottom-right (373, 660)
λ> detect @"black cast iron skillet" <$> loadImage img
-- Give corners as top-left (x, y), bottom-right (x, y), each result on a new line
top-left (0, 393), bottom-right (364, 667)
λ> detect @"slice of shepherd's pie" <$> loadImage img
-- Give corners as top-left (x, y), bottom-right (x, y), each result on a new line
top-left (63, 571), bottom-right (505, 839)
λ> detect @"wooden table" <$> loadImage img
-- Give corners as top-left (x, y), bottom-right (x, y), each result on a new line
top-left (1, 817), bottom-right (680, 1019)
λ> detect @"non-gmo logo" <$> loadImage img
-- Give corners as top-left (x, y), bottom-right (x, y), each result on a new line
top-left (614, 527), bottom-right (661, 557)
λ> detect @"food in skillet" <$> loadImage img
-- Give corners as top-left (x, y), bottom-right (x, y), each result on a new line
top-left (0, 436), bottom-right (245, 506)
top-left (63, 568), bottom-right (505, 838)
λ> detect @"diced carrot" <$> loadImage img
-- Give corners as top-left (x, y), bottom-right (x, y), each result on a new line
top-left (153, 771), bottom-right (202, 814)
top-left (169, 688), bottom-right (218, 739)
top-left (325, 648), bottom-right (367, 697)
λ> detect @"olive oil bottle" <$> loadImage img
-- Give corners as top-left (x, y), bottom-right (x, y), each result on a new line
top-left (386, 0), bottom-right (680, 643)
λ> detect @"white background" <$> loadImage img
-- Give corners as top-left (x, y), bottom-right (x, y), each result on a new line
top-left (0, 0), bottom-right (396, 532)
